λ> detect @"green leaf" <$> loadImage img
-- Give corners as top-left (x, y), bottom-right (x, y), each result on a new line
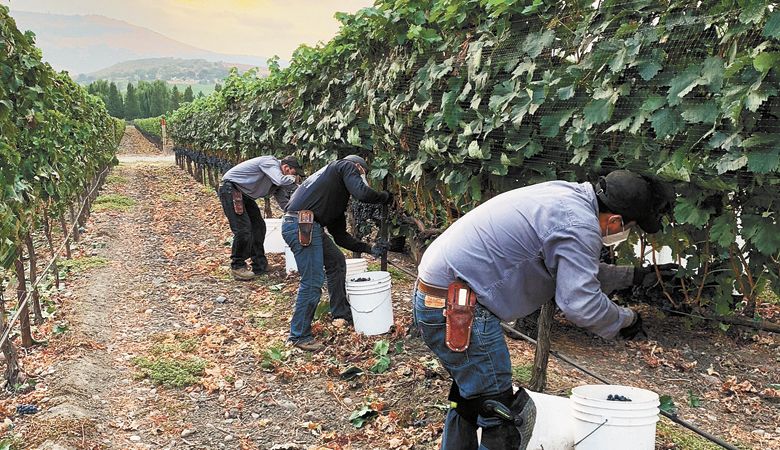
top-left (701, 57), bottom-right (724, 92)
top-left (637, 60), bottom-right (663, 81)
top-left (739, 0), bottom-right (765, 24)
top-left (349, 405), bottom-right (377, 428)
top-left (659, 395), bottom-right (677, 415)
top-left (523, 30), bottom-right (555, 58)
top-left (373, 340), bottom-right (389, 356)
top-left (667, 67), bottom-right (703, 105)
top-left (583, 99), bottom-right (613, 127)
top-left (710, 215), bottom-right (736, 247)
top-left (763, 11), bottom-right (780, 39)
top-left (540, 109), bottom-right (575, 137)
top-left (347, 127), bottom-right (362, 146)
top-left (753, 52), bottom-right (780, 73)
top-left (370, 355), bottom-right (391, 374)
top-left (687, 390), bottom-right (702, 408)
top-left (650, 108), bottom-right (683, 138)
top-left (747, 148), bottom-right (780, 173)
top-left (716, 153), bottom-right (748, 174)
top-left (557, 85), bottom-right (575, 100)
top-left (681, 101), bottom-right (718, 124)
top-left (674, 197), bottom-right (711, 228)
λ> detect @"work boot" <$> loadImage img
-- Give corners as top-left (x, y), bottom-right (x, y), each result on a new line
top-left (231, 267), bottom-right (255, 281)
top-left (292, 339), bottom-right (324, 352)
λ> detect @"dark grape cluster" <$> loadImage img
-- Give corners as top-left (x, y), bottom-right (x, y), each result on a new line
top-left (607, 394), bottom-right (632, 402)
top-left (351, 200), bottom-right (384, 239)
top-left (16, 404), bottom-right (38, 415)
top-left (350, 277), bottom-right (371, 282)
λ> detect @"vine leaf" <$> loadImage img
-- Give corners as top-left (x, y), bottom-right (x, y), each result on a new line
top-left (763, 11), bottom-right (780, 39)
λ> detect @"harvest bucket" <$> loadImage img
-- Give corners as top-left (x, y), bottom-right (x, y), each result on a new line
top-left (284, 244), bottom-right (297, 274)
top-left (345, 258), bottom-right (368, 277)
top-left (346, 271), bottom-right (393, 335)
top-left (570, 385), bottom-right (659, 450)
top-left (264, 218), bottom-right (285, 253)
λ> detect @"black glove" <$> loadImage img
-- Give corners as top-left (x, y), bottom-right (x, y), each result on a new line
top-left (619, 312), bottom-right (645, 340)
top-left (632, 264), bottom-right (679, 287)
top-left (379, 190), bottom-right (393, 205)
top-left (370, 240), bottom-right (389, 258)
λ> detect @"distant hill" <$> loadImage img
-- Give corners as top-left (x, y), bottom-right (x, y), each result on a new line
top-left (10, 10), bottom-right (270, 75)
top-left (76, 58), bottom-right (266, 85)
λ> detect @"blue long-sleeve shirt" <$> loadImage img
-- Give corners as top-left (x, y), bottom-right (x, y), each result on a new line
top-left (417, 181), bottom-right (634, 339)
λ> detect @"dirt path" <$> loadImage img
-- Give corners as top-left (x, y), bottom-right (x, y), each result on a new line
top-left (4, 131), bottom-right (778, 449)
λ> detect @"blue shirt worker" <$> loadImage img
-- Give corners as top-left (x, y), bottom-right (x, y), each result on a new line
top-left (219, 155), bottom-right (303, 281)
top-left (282, 155), bottom-right (392, 352)
top-left (413, 170), bottom-right (673, 449)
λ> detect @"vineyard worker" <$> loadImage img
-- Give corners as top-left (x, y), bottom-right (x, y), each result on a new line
top-left (413, 170), bottom-right (673, 449)
top-left (219, 155), bottom-right (304, 281)
top-left (282, 155), bottom-right (392, 352)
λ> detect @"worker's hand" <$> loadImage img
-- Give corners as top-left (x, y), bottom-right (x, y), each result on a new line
top-left (379, 190), bottom-right (393, 205)
top-left (632, 264), bottom-right (678, 287)
top-left (619, 311), bottom-right (645, 340)
top-left (370, 240), bottom-right (389, 258)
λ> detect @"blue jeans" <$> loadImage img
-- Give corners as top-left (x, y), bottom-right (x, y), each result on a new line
top-left (282, 217), bottom-right (352, 343)
top-left (413, 289), bottom-right (513, 449)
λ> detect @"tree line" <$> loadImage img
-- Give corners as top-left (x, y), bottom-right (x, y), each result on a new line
top-left (85, 80), bottom-right (207, 120)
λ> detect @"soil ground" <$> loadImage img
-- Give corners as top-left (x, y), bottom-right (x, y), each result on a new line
top-left (1, 128), bottom-right (778, 449)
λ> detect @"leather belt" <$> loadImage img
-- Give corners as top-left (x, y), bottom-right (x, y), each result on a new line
top-left (284, 211), bottom-right (298, 218)
top-left (417, 279), bottom-right (448, 308)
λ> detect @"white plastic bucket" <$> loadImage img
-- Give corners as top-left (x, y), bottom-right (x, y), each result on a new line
top-left (346, 271), bottom-right (393, 335)
top-left (570, 385), bottom-right (659, 450)
top-left (526, 391), bottom-right (575, 449)
top-left (284, 245), bottom-right (297, 274)
top-left (345, 258), bottom-right (368, 277)
top-left (264, 218), bottom-right (285, 253)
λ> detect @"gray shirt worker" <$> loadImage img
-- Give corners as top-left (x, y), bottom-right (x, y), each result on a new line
top-left (222, 156), bottom-right (296, 208)
top-left (418, 180), bottom-right (634, 339)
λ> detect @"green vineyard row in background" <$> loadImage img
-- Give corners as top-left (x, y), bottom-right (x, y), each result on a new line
top-left (170, 0), bottom-right (780, 315)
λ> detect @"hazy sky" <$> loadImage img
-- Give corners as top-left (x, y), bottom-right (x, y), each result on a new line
top-left (6, 0), bottom-right (375, 59)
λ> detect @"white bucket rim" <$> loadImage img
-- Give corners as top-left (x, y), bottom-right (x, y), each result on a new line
top-left (346, 271), bottom-right (391, 288)
top-left (571, 385), bottom-right (659, 404)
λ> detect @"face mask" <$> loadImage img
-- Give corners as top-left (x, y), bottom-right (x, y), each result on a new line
top-left (602, 227), bottom-right (631, 247)
top-left (360, 174), bottom-right (369, 186)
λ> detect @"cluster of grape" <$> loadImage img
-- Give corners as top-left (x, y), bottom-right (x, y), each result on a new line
top-left (606, 394), bottom-right (632, 402)
top-left (16, 404), bottom-right (38, 415)
top-left (350, 277), bottom-right (371, 282)
top-left (351, 201), bottom-right (384, 239)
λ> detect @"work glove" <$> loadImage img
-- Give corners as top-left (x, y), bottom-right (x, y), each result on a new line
top-left (632, 263), bottom-right (679, 287)
top-left (619, 311), bottom-right (646, 340)
top-left (378, 190), bottom-right (393, 205)
top-left (370, 240), bottom-right (389, 258)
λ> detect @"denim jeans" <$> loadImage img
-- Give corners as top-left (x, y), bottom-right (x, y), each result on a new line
top-left (282, 217), bottom-right (352, 343)
top-left (218, 183), bottom-right (267, 272)
top-left (413, 289), bottom-right (513, 449)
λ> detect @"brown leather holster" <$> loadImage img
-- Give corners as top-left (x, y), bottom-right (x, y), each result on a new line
top-left (444, 280), bottom-right (477, 352)
top-left (231, 188), bottom-right (244, 215)
top-left (297, 210), bottom-right (314, 247)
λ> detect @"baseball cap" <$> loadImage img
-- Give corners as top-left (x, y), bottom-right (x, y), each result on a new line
top-left (595, 170), bottom-right (674, 234)
top-left (343, 154), bottom-right (369, 172)
top-left (280, 155), bottom-right (305, 176)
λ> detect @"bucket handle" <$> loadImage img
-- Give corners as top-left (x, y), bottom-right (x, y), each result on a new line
top-left (350, 296), bottom-right (390, 314)
top-left (573, 417), bottom-right (608, 447)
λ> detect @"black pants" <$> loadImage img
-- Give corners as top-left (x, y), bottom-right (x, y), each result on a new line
top-left (218, 183), bottom-right (267, 272)
top-left (322, 234), bottom-right (351, 321)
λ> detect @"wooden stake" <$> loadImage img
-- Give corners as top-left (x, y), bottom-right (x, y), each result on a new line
top-left (529, 298), bottom-right (555, 392)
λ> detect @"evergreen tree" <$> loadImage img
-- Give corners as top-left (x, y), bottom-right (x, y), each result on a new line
top-left (87, 80), bottom-right (110, 106)
top-left (136, 81), bottom-right (153, 118)
top-left (214, 82), bottom-right (222, 92)
top-left (124, 82), bottom-right (141, 120)
top-left (107, 82), bottom-right (124, 118)
top-left (150, 80), bottom-right (170, 116)
top-left (197, 91), bottom-right (205, 99)
top-left (170, 85), bottom-right (181, 112)
top-left (183, 85), bottom-right (194, 103)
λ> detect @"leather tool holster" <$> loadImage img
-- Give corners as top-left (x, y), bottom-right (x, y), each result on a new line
top-left (297, 210), bottom-right (314, 247)
top-left (231, 188), bottom-right (244, 215)
top-left (444, 280), bottom-right (477, 352)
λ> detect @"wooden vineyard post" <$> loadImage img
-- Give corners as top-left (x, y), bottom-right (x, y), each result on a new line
top-left (529, 297), bottom-right (555, 392)
top-left (13, 251), bottom-right (34, 348)
top-left (380, 176), bottom-right (389, 272)
top-left (43, 213), bottom-right (60, 289)
top-left (69, 204), bottom-right (80, 242)
top-left (25, 232), bottom-right (43, 325)
top-left (264, 197), bottom-right (272, 218)
top-left (59, 214), bottom-right (72, 259)
top-left (0, 287), bottom-right (21, 387)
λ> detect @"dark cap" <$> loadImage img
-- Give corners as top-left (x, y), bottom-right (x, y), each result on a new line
top-left (343, 154), bottom-right (369, 172)
top-left (595, 170), bottom-right (674, 234)
top-left (280, 155), bottom-right (304, 176)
